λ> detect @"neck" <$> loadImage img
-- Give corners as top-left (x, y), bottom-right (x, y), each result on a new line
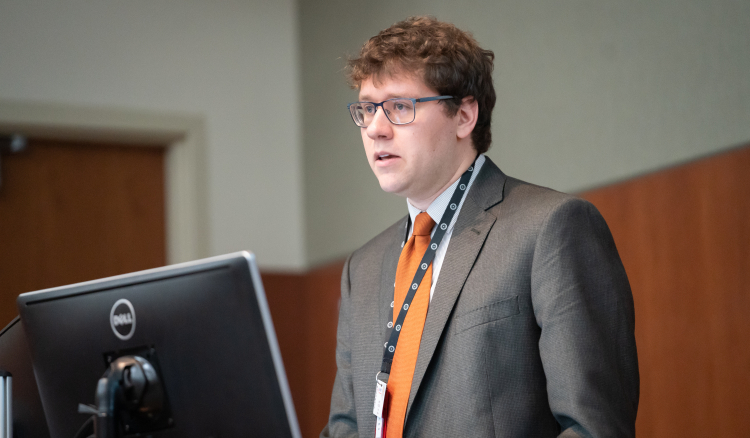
top-left (408, 153), bottom-right (477, 211)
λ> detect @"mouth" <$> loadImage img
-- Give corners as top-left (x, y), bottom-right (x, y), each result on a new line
top-left (375, 152), bottom-right (400, 162)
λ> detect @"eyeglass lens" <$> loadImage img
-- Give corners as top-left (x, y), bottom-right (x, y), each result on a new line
top-left (350, 99), bottom-right (415, 127)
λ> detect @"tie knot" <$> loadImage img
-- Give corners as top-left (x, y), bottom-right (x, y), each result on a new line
top-left (413, 212), bottom-right (435, 237)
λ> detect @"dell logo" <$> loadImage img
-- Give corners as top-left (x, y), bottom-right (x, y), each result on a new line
top-left (110, 299), bottom-right (136, 340)
top-left (113, 313), bottom-right (133, 326)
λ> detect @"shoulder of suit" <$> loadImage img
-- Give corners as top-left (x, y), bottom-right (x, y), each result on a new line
top-left (502, 176), bottom-right (577, 205)
top-left (486, 173), bottom-right (601, 224)
top-left (477, 156), bottom-right (579, 208)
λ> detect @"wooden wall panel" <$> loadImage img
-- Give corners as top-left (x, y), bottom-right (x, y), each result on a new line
top-left (301, 261), bottom-right (346, 436)
top-left (262, 272), bottom-right (309, 434)
top-left (263, 260), bottom-right (344, 438)
top-left (581, 145), bottom-right (750, 437)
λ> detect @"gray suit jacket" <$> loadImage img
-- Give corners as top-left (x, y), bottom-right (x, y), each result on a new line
top-left (321, 157), bottom-right (639, 438)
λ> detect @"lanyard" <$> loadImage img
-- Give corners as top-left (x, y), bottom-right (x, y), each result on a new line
top-left (379, 159), bottom-right (477, 376)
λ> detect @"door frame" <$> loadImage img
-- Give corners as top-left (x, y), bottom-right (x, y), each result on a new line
top-left (0, 99), bottom-right (208, 265)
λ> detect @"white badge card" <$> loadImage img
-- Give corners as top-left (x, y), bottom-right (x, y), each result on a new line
top-left (373, 379), bottom-right (387, 417)
top-left (375, 416), bottom-right (384, 438)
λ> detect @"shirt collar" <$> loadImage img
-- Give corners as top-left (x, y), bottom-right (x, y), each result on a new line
top-left (406, 154), bottom-right (486, 237)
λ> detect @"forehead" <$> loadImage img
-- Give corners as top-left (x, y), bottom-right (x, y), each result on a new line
top-left (358, 74), bottom-right (438, 101)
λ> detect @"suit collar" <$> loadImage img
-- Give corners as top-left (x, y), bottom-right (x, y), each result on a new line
top-left (468, 155), bottom-right (506, 211)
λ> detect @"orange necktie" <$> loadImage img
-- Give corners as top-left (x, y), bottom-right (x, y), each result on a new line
top-left (386, 212), bottom-right (435, 438)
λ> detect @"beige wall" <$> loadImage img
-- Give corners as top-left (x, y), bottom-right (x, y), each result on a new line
top-left (0, 0), bottom-right (306, 269)
top-left (2, 1), bottom-right (749, 269)
top-left (300, 0), bottom-right (750, 266)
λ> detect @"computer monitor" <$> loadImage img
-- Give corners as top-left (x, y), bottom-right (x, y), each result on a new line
top-left (0, 317), bottom-right (50, 438)
top-left (17, 252), bottom-right (301, 438)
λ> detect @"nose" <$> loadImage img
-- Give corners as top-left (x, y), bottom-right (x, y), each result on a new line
top-left (366, 107), bottom-right (393, 140)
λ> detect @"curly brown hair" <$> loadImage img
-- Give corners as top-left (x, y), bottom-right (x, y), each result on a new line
top-left (347, 16), bottom-right (496, 153)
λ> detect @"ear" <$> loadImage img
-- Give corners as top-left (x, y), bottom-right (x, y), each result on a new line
top-left (455, 96), bottom-right (479, 140)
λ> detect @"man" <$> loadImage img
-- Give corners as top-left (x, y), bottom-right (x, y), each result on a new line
top-left (322, 16), bottom-right (638, 438)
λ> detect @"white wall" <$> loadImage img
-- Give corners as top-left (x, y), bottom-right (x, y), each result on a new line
top-left (300, 0), bottom-right (750, 266)
top-left (2, 1), bottom-right (749, 270)
top-left (0, 0), bottom-right (306, 269)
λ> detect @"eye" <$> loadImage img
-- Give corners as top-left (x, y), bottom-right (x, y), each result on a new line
top-left (392, 100), bottom-right (414, 112)
top-left (364, 105), bottom-right (376, 114)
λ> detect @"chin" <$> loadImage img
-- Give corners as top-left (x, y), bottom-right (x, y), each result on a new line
top-left (376, 178), bottom-right (407, 197)
top-left (378, 182), bottom-right (400, 195)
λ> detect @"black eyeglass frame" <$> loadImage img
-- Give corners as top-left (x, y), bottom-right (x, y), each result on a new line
top-left (347, 95), bottom-right (455, 127)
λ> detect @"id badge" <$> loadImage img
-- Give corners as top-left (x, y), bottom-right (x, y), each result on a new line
top-left (374, 379), bottom-right (389, 438)
top-left (373, 379), bottom-right (387, 417)
top-left (375, 416), bottom-right (385, 438)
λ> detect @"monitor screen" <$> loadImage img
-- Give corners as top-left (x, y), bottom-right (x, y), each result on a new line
top-left (0, 317), bottom-right (50, 438)
top-left (17, 252), bottom-right (300, 438)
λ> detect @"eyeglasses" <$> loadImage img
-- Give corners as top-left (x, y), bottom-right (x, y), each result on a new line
top-left (347, 96), bottom-right (454, 128)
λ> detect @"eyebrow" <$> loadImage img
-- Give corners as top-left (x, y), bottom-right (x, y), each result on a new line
top-left (358, 93), bottom-right (409, 102)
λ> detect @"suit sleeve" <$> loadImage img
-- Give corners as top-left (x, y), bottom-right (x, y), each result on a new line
top-left (530, 198), bottom-right (639, 438)
top-left (320, 255), bottom-right (359, 438)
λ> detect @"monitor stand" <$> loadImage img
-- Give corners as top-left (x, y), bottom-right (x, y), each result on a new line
top-left (79, 355), bottom-right (169, 438)
top-left (1, 369), bottom-right (11, 438)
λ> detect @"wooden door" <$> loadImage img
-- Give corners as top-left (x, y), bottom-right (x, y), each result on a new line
top-left (0, 138), bottom-right (166, 328)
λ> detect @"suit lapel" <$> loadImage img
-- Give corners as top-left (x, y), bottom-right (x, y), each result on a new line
top-left (405, 158), bottom-right (507, 419)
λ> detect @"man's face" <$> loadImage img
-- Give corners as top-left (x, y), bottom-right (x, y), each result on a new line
top-left (358, 75), bottom-right (471, 205)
